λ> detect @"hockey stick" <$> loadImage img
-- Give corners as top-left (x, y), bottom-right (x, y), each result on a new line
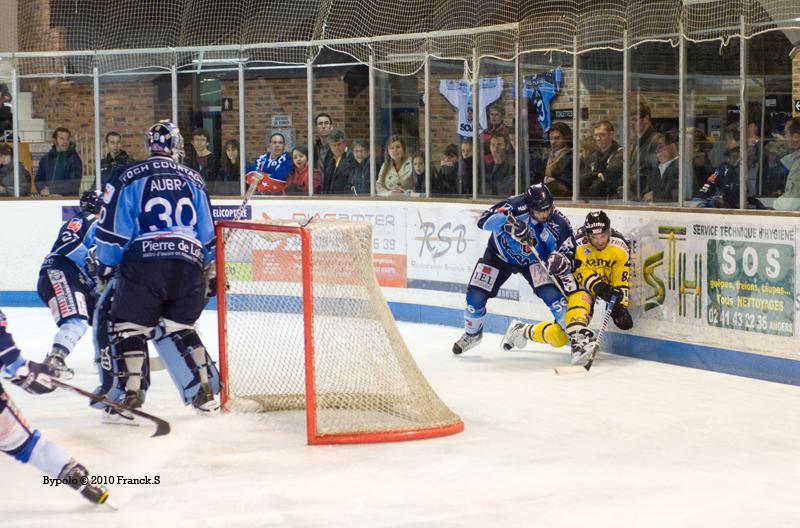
top-left (553, 294), bottom-right (618, 375)
top-left (52, 379), bottom-right (171, 437)
top-left (222, 172), bottom-right (264, 243)
top-left (507, 212), bottom-right (569, 299)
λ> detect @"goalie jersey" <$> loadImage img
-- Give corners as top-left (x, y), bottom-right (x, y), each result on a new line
top-left (439, 77), bottom-right (504, 138)
top-left (573, 228), bottom-right (631, 307)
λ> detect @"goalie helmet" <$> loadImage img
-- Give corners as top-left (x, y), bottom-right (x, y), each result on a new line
top-left (584, 210), bottom-right (611, 235)
top-left (523, 183), bottom-right (554, 212)
top-left (146, 120), bottom-right (183, 159)
top-left (79, 190), bottom-right (102, 214)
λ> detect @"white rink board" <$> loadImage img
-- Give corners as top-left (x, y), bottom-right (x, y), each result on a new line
top-left (1, 199), bottom-right (800, 366)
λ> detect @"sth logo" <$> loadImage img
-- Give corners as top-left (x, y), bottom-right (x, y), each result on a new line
top-left (643, 226), bottom-right (702, 319)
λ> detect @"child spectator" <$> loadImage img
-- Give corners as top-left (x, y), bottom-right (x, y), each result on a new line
top-left (185, 128), bottom-right (219, 190)
top-left (285, 145), bottom-right (321, 195)
top-left (412, 152), bottom-right (426, 193)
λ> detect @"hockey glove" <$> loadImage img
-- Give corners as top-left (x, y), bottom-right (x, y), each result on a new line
top-left (611, 303), bottom-right (633, 330)
top-left (593, 281), bottom-right (622, 303)
top-left (502, 213), bottom-right (530, 243)
top-left (3, 357), bottom-right (56, 395)
top-left (546, 252), bottom-right (571, 276)
top-left (95, 264), bottom-right (116, 294)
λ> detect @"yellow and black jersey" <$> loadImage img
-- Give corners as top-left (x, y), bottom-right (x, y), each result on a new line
top-left (573, 231), bottom-right (631, 306)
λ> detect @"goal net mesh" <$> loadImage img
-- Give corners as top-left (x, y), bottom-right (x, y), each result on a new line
top-left (11, 1), bottom-right (800, 75)
top-left (218, 219), bottom-right (463, 443)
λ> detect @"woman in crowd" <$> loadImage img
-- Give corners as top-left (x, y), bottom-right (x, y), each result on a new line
top-left (412, 152), bottom-right (426, 193)
top-left (376, 135), bottom-right (413, 196)
top-left (285, 145), bottom-right (321, 195)
top-left (217, 139), bottom-right (241, 196)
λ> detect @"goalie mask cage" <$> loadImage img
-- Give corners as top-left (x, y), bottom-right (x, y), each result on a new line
top-left (215, 219), bottom-right (464, 445)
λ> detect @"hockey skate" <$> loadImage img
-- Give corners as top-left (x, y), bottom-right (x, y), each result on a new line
top-left (44, 347), bottom-right (74, 380)
top-left (192, 384), bottom-right (220, 415)
top-left (501, 320), bottom-right (527, 351)
top-left (569, 329), bottom-right (597, 365)
top-left (452, 331), bottom-right (483, 355)
top-left (59, 461), bottom-right (114, 508)
top-left (101, 390), bottom-right (141, 426)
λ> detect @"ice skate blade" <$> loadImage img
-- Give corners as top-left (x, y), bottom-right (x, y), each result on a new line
top-left (554, 365), bottom-right (590, 375)
top-left (101, 410), bottom-right (140, 427)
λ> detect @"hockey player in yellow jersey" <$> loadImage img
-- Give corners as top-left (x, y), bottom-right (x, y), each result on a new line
top-left (502, 210), bottom-right (633, 364)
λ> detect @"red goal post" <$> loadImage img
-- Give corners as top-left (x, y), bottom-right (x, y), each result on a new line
top-left (214, 218), bottom-right (464, 445)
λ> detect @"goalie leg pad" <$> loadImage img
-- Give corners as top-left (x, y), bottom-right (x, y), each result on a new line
top-left (565, 290), bottom-right (594, 336)
top-left (153, 320), bottom-right (220, 406)
top-left (529, 321), bottom-right (570, 348)
top-left (113, 322), bottom-right (152, 394)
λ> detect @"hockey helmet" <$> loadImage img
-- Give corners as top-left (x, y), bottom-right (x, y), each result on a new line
top-left (79, 190), bottom-right (102, 214)
top-left (523, 183), bottom-right (554, 212)
top-left (584, 210), bottom-right (611, 235)
top-left (146, 120), bottom-right (184, 158)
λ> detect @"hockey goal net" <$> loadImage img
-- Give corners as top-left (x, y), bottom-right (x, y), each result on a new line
top-left (215, 218), bottom-right (464, 444)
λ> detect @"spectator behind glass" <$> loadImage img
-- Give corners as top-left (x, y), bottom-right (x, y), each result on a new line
top-left (185, 128), bottom-right (219, 191)
top-left (480, 103), bottom-right (511, 162)
top-left (629, 101), bottom-right (663, 200)
top-left (100, 131), bottom-right (134, 185)
top-left (412, 152), bottom-right (426, 193)
top-left (0, 82), bottom-right (12, 137)
top-left (217, 139), bottom-right (241, 196)
top-left (313, 113), bottom-right (333, 174)
top-left (457, 140), bottom-right (473, 195)
top-left (321, 128), bottom-right (354, 194)
top-left (376, 135), bottom-right (413, 196)
top-left (349, 139), bottom-right (370, 195)
top-left (580, 120), bottom-right (623, 199)
top-left (543, 122), bottom-right (573, 197)
top-left (761, 134), bottom-right (787, 196)
top-left (773, 117), bottom-right (800, 211)
top-left (285, 145), bottom-right (321, 195)
top-left (483, 133), bottom-right (514, 196)
top-left (0, 143), bottom-right (31, 196)
top-left (247, 132), bottom-right (295, 195)
top-left (643, 131), bottom-right (678, 203)
top-left (684, 127), bottom-right (714, 196)
top-left (434, 144), bottom-right (459, 194)
top-left (36, 127), bottom-right (83, 197)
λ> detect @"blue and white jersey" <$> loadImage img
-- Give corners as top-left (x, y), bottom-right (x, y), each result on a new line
top-left (247, 152), bottom-right (294, 187)
top-left (39, 210), bottom-right (98, 281)
top-left (477, 194), bottom-right (576, 268)
top-left (439, 77), bottom-right (504, 138)
top-left (95, 155), bottom-right (215, 269)
top-left (519, 67), bottom-right (563, 132)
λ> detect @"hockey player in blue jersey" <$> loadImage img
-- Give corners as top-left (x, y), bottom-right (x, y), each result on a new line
top-left (37, 190), bottom-right (102, 378)
top-left (0, 309), bottom-right (112, 506)
top-left (93, 120), bottom-right (219, 418)
top-left (452, 183), bottom-right (576, 354)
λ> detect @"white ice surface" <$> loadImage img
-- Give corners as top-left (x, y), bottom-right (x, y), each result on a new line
top-left (2, 307), bottom-right (800, 528)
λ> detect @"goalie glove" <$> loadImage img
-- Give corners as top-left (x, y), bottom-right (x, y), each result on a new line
top-left (3, 356), bottom-right (56, 395)
top-left (95, 264), bottom-right (116, 294)
top-left (593, 281), bottom-right (623, 303)
top-left (546, 252), bottom-right (571, 276)
top-left (502, 213), bottom-right (531, 243)
top-left (204, 265), bottom-right (217, 299)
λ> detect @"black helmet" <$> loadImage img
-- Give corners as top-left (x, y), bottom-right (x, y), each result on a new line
top-left (79, 190), bottom-right (102, 214)
top-left (584, 210), bottom-right (611, 235)
top-left (523, 183), bottom-right (554, 212)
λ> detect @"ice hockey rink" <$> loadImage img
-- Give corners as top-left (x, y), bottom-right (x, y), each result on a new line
top-left (3, 306), bottom-right (800, 528)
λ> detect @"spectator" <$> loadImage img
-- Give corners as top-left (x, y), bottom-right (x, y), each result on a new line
top-left (412, 152), bottom-right (426, 193)
top-left (761, 134), bottom-right (787, 197)
top-left (36, 127), bottom-right (83, 197)
top-left (0, 82), bottom-right (11, 137)
top-left (248, 132), bottom-right (295, 195)
top-left (321, 128), bottom-right (354, 194)
top-left (629, 102), bottom-right (663, 199)
top-left (773, 117), bottom-right (800, 211)
top-left (685, 127), bottom-right (714, 196)
top-left (434, 143), bottom-right (459, 194)
top-left (285, 145), bottom-right (321, 195)
top-left (0, 143), bottom-right (31, 196)
top-left (457, 140), bottom-right (474, 195)
top-left (185, 128), bottom-right (219, 190)
top-left (480, 103), bottom-right (511, 162)
top-left (376, 135), bottom-right (413, 196)
top-left (349, 139), bottom-right (370, 195)
top-left (643, 131), bottom-right (678, 203)
top-left (100, 131), bottom-right (134, 185)
top-left (483, 133), bottom-right (515, 197)
top-left (313, 113), bottom-right (333, 174)
top-left (217, 139), bottom-right (241, 196)
top-left (542, 122), bottom-right (573, 197)
top-left (581, 121), bottom-right (623, 199)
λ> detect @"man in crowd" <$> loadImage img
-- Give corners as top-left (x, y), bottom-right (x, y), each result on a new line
top-left (581, 121), bottom-right (624, 198)
top-left (100, 131), bottom-right (134, 185)
top-left (36, 127), bottom-right (83, 197)
top-left (322, 128), bottom-right (354, 194)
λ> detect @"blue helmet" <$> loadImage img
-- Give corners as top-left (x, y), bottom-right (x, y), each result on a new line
top-left (146, 120), bottom-right (183, 158)
top-left (79, 190), bottom-right (102, 214)
top-left (524, 183), bottom-right (554, 212)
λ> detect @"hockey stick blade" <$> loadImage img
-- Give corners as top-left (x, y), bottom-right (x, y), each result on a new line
top-left (53, 379), bottom-right (171, 437)
top-left (553, 294), bottom-right (619, 376)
